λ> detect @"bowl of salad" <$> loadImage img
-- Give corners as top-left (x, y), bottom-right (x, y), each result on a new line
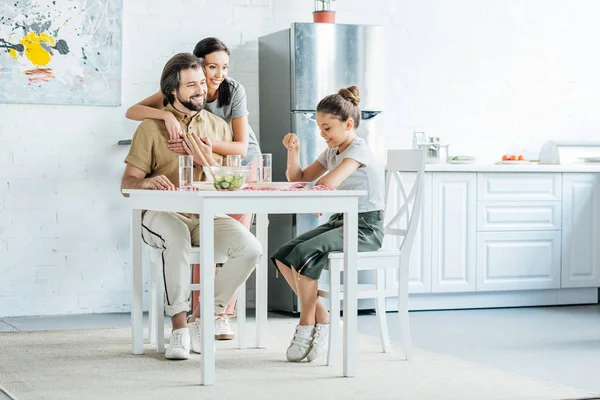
top-left (203, 165), bottom-right (251, 191)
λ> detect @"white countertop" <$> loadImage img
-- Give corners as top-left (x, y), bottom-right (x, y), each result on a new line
top-left (424, 163), bottom-right (600, 173)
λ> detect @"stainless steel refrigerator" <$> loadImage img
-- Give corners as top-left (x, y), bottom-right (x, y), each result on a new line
top-left (258, 23), bottom-right (385, 313)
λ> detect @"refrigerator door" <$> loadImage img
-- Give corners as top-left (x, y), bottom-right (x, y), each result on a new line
top-left (291, 23), bottom-right (384, 112)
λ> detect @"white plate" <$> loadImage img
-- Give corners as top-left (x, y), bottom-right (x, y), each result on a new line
top-left (447, 159), bottom-right (475, 164)
top-left (245, 182), bottom-right (309, 190)
top-left (495, 160), bottom-right (532, 165)
top-left (579, 157), bottom-right (600, 163)
top-left (191, 182), bottom-right (216, 191)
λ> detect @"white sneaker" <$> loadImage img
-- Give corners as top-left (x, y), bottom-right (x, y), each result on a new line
top-left (215, 315), bottom-right (235, 340)
top-left (286, 325), bottom-right (314, 362)
top-left (165, 328), bottom-right (190, 360)
top-left (188, 319), bottom-right (217, 354)
top-left (306, 323), bottom-right (329, 362)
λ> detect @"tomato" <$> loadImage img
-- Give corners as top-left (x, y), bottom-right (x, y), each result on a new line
top-left (502, 155), bottom-right (509, 161)
top-left (510, 155), bottom-right (517, 160)
top-left (518, 155), bottom-right (525, 160)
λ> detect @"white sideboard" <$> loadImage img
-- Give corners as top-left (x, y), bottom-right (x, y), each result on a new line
top-left (386, 164), bottom-right (600, 311)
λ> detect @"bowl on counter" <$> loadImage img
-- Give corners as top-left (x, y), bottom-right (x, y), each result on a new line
top-left (203, 165), bottom-right (251, 190)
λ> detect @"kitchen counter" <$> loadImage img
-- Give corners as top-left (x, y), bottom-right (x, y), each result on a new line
top-left (425, 163), bottom-right (600, 173)
top-left (385, 164), bottom-right (600, 312)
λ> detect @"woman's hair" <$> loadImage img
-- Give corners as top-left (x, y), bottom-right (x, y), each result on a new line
top-left (193, 37), bottom-right (233, 107)
top-left (316, 85), bottom-right (361, 128)
top-left (160, 53), bottom-right (204, 107)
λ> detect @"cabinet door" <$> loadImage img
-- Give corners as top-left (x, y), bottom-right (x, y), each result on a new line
top-left (477, 231), bottom-right (561, 291)
top-left (562, 174), bottom-right (600, 288)
top-left (385, 173), bottom-right (432, 294)
top-left (432, 173), bottom-right (477, 292)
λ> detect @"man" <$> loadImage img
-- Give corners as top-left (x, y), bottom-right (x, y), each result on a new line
top-left (121, 53), bottom-right (262, 360)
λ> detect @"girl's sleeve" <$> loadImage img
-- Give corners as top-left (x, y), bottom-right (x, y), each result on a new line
top-left (316, 149), bottom-right (329, 169)
top-left (230, 83), bottom-right (250, 119)
top-left (344, 143), bottom-right (370, 167)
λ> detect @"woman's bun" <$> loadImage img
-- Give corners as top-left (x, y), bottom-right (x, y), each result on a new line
top-left (338, 85), bottom-right (360, 106)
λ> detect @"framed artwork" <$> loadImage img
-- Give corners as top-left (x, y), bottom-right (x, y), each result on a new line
top-left (0, 0), bottom-right (122, 106)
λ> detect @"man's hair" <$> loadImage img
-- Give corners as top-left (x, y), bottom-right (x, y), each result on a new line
top-left (160, 53), bottom-right (204, 106)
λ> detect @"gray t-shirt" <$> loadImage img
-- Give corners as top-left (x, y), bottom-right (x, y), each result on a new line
top-left (203, 77), bottom-right (261, 165)
top-left (316, 137), bottom-right (385, 213)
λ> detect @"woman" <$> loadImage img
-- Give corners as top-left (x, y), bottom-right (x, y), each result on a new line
top-left (126, 37), bottom-right (260, 339)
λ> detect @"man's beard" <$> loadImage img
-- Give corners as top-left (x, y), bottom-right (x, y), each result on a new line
top-left (177, 90), bottom-right (205, 112)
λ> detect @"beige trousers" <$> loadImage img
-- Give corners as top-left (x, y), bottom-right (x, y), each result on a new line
top-left (141, 211), bottom-right (262, 316)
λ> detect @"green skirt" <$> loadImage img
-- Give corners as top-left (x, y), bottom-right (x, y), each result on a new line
top-left (271, 210), bottom-right (385, 280)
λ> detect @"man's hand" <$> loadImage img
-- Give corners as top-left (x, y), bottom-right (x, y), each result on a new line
top-left (282, 133), bottom-right (299, 152)
top-left (183, 132), bottom-right (216, 166)
top-left (138, 175), bottom-right (175, 190)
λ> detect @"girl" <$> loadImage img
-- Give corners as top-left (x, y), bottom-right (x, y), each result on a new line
top-left (126, 37), bottom-right (259, 338)
top-left (272, 86), bottom-right (386, 363)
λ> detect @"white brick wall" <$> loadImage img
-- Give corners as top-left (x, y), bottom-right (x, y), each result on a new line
top-left (1, 0), bottom-right (599, 317)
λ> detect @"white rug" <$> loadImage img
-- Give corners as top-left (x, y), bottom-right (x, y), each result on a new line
top-left (0, 319), bottom-right (595, 400)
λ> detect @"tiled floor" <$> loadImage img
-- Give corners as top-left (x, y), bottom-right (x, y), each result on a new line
top-left (1, 305), bottom-right (599, 397)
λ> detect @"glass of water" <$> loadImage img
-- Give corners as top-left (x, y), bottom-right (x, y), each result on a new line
top-left (259, 153), bottom-right (272, 182)
top-left (226, 155), bottom-right (242, 167)
top-left (179, 155), bottom-right (194, 191)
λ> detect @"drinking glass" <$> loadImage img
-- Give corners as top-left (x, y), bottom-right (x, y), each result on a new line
top-left (259, 153), bottom-right (272, 183)
top-left (179, 155), bottom-right (194, 190)
top-left (226, 155), bottom-right (242, 167)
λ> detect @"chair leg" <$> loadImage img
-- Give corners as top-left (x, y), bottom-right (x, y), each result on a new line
top-left (327, 261), bottom-right (341, 366)
top-left (236, 281), bottom-right (246, 349)
top-left (375, 269), bottom-right (392, 353)
top-left (147, 249), bottom-right (156, 345)
top-left (398, 256), bottom-right (412, 360)
top-left (155, 259), bottom-right (166, 354)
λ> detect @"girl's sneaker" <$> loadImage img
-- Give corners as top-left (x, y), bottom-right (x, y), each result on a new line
top-left (286, 324), bottom-right (315, 362)
top-left (306, 323), bottom-right (329, 362)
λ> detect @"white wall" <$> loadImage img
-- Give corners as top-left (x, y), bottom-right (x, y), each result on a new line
top-left (1, 0), bottom-right (598, 317)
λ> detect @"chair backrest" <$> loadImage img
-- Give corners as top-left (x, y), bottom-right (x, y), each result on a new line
top-left (383, 149), bottom-right (426, 254)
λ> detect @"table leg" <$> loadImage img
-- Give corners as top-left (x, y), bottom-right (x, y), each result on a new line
top-left (131, 209), bottom-right (144, 355)
top-left (255, 213), bottom-right (269, 348)
top-left (343, 206), bottom-right (358, 377)
top-left (200, 204), bottom-right (216, 385)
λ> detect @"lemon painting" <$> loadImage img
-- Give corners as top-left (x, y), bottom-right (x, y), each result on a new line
top-left (0, 0), bottom-right (122, 106)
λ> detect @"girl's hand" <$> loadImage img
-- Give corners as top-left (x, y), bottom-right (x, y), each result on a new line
top-left (163, 112), bottom-right (183, 141)
top-left (282, 133), bottom-right (299, 152)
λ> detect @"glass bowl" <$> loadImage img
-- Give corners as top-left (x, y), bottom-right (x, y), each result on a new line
top-left (202, 165), bottom-right (251, 191)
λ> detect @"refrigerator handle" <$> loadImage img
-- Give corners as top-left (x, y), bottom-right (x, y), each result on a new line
top-left (361, 111), bottom-right (382, 120)
top-left (302, 111), bottom-right (381, 121)
top-left (301, 112), bottom-right (317, 121)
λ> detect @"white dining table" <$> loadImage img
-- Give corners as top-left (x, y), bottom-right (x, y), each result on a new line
top-left (122, 188), bottom-right (366, 385)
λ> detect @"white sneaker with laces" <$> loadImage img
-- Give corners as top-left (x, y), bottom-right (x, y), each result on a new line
top-left (215, 315), bottom-right (235, 340)
top-left (188, 319), bottom-right (217, 354)
top-left (306, 323), bottom-right (329, 362)
top-left (286, 324), bottom-right (314, 362)
top-left (165, 328), bottom-right (190, 360)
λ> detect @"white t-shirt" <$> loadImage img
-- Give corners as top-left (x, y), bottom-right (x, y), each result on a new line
top-left (204, 77), bottom-right (261, 165)
top-left (316, 137), bottom-right (385, 213)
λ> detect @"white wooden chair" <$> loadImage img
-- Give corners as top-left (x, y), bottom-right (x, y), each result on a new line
top-left (145, 244), bottom-right (249, 352)
top-left (318, 149), bottom-right (426, 364)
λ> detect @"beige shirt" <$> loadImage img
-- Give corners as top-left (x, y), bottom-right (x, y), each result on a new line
top-left (124, 104), bottom-right (232, 186)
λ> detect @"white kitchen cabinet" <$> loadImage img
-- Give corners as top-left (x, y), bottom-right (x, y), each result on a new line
top-left (477, 231), bottom-right (561, 291)
top-left (477, 202), bottom-right (562, 231)
top-left (561, 174), bottom-right (600, 288)
top-left (477, 173), bottom-right (561, 202)
top-left (431, 173), bottom-right (477, 292)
